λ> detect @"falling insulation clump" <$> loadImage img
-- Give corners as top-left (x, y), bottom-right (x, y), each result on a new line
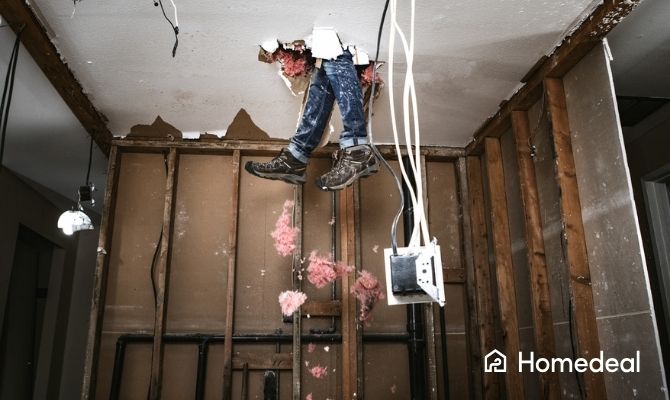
top-left (351, 270), bottom-right (385, 322)
top-left (306, 251), bottom-right (354, 288)
top-left (308, 365), bottom-right (328, 379)
top-left (271, 200), bottom-right (299, 256)
top-left (278, 290), bottom-right (307, 316)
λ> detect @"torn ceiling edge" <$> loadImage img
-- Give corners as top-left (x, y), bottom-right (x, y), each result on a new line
top-left (0, 0), bottom-right (113, 155)
top-left (464, 0), bottom-right (642, 155)
top-left (122, 108), bottom-right (274, 142)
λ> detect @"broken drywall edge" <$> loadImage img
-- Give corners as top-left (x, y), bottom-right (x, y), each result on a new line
top-left (126, 115), bottom-right (183, 139)
top-left (310, 27), bottom-right (344, 60)
top-left (207, 129), bottom-right (227, 138)
top-left (182, 131), bottom-right (201, 140)
top-left (261, 38), bottom-right (279, 53)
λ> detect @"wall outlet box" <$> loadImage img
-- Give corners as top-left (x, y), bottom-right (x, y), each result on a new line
top-left (383, 240), bottom-right (445, 306)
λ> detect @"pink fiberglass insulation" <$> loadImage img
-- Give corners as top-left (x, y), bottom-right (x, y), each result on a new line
top-left (271, 200), bottom-right (299, 257)
top-left (278, 290), bottom-right (307, 316)
top-left (306, 251), bottom-right (354, 288)
top-left (275, 49), bottom-right (311, 78)
top-left (350, 270), bottom-right (385, 321)
top-left (306, 394), bottom-right (313, 400)
top-left (359, 62), bottom-right (384, 86)
top-left (307, 343), bottom-right (316, 353)
top-left (309, 365), bottom-right (328, 379)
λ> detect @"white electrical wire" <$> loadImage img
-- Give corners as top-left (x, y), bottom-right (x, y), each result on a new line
top-left (388, 0), bottom-right (431, 249)
top-left (169, 0), bottom-right (179, 28)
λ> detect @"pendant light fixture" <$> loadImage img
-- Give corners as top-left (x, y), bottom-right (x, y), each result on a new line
top-left (58, 137), bottom-right (96, 235)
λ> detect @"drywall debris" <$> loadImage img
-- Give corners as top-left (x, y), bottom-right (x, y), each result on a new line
top-left (309, 27), bottom-right (344, 60)
top-left (306, 393), bottom-right (313, 400)
top-left (278, 290), bottom-right (307, 316)
top-left (308, 365), bottom-right (328, 379)
top-left (271, 200), bottom-right (299, 257)
top-left (223, 108), bottom-right (271, 141)
top-left (323, 346), bottom-right (330, 352)
top-left (351, 270), bottom-right (385, 322)
top-left (182, 131), bottom-right (200, 140)
top-left (126, 116), bottom-right (182, 139)
top-left (372, 245), bottom-right (379, 253)
top-left (328, 217), bottom-right (336, 226)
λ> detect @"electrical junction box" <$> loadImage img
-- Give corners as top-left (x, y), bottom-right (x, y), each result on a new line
top-left (383, 239), bottom-right (445, 306)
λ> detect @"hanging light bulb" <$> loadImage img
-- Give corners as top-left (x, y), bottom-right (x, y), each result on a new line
top-left (58, 204), bottom-right (94, 236)
top-left (58, 138), bottom-right (96, 236)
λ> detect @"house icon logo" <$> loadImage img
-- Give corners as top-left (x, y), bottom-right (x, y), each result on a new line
top-left (484, 349), bottom-right (507, 373)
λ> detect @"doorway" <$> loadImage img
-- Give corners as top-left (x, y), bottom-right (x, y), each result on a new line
top-left (0, 226), bottom-right (56, 399)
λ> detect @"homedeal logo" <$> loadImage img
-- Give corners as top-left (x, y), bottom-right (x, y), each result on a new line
top-left (483, 350), bottom-right (641, 373)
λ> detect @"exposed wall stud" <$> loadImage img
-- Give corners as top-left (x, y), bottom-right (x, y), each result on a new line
top-left (511, 110), bottom-right (561, 399)
top-left (292, 184), bottom-right (304, 400)
top-left (466, 156), bottom-right (499, 400)
top-left (81, 145), bottom-right (121, 399)
top-left (148, 147), bottom-right (179, 399)
top-left (544, 77), bottom-right (607, 399)
top-left (484, 138), bottom-right (524, 400)
top-left (222, 150), bottom-right (241, 399)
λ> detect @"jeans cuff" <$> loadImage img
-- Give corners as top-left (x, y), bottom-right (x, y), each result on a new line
top-left (287, 143), bottom-right (310, 164)
top-left (340, 137), bottom-right (369, 149)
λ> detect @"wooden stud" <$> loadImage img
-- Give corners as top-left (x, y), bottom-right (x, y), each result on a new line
top-left (544, 78), bottom-right (607, 399)
top-left (80, 145), bottom-right (121, 399)
top-left (353, 182), bottom-right (364, 397)
top-left (466, 0), bottom-right (642, 154)
top-left (232, 354), bottom-right (293, 370)
top-left (457, 157), bottom-right (483, 400)
top-left (511, 110), bottom-right (561, 399)
top-left (148, 148), bottom-right (179, 400)
top-left (466, 156), bottom-right (499, 400)
top-left (484, 137), bottom-right (524, 400)
top-left (292, 185), bottom-right (304, 400)
top-left (421, 156), bottom-right (439, 400)
top-left (0, 0), bottom-right (113, 154)
top-left (340, 185), bottom-right (359, 400)
top-left (222, 150), bottom-right (241, 400)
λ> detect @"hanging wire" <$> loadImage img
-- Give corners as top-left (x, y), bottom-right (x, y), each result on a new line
top-left (367, 0), bottom-right (404, 255)
top-left (85, 136), bottom-right (93, 185)
top-left (0, 27), bottom-right (23, 169)
top-left (154, 0), bottom-right (179, 57)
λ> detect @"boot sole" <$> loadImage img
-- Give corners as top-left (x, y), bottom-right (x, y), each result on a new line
top-left (316, 163), bottom-right (380, 191)
top-left (244, 162), bottom-right (306, 185)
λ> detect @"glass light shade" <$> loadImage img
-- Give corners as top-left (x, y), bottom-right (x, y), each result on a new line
top-left (57, 209), bottom-right (94, 235)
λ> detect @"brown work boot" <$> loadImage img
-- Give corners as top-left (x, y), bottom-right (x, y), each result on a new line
top-left (315, 145), bottom-right (379, 191)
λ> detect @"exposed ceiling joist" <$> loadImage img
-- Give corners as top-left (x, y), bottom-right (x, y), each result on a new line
top-left (466, 0), bottom-right (643, 155)
top-left (0, 0), bottom-right (112, 155)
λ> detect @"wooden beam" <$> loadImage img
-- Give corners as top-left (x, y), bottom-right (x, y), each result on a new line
top-left (466, 156), bottom-right (499, 400)
top-left (113, 138), bottom-right (465, 159)
top-left (511, 111), bottom-right (561, 399)
top-left (421, 156), bottom-right (438, 400)
top-left (443, 268), bottom-right (466, 284)
top-left (466, 0), bottom-right (642, 154)
top-left (0, 0), bottom-right (113, 155)
top-left (80, 145), bottom-right (120, 399)
top-left (340, 184), bottom-right (359, 400)
top-left (544, 78), bottom-right (607, 398)
top-left (483, 138), bottom-right (524, 400)
top-left (148, 148), bottom-right (179, 400)
top-left (292, 185), bottom-right (304, 400)
top-left (301, 300), bottom-right (341, 317)
top-left (457, 157), bottom-right (483, 400)
top-left (222, 150), bottom-right (241, 400)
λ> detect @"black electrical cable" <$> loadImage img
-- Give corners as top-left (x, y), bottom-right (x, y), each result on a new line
top-left (367, 0), bottom-right (404, 255)
top-left (154, 0), bottom-right (179, 57)
top-left (85, 136), bottom-right (93, 185)
top-left (0, 28), bottom-right (23, 168)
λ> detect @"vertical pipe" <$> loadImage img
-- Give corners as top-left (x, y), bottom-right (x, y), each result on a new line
top-left (195, 340), bottom-right (208, 400)
top-left (109, 338), bottom-right (126, 400)
top-left (439, 310), bottom-right (450, 400)
top-left (402, 156), bottom-right (427, 400)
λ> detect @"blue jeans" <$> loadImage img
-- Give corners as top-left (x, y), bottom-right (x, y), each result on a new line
top-left (287, 50), bottom-right (368, 163)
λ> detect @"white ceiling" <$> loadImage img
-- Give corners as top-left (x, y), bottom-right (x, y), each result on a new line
top-left (28, 0), bottom-right (599, 146)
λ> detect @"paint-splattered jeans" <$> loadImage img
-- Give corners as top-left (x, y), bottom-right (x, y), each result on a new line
top-left (287, 50), bottom-right (368, 163)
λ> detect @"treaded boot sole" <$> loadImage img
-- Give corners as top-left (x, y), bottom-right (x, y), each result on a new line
top-left (315, 162), bottom-right (380, 191)
top-left (244, 161), bottom-right (306, 185)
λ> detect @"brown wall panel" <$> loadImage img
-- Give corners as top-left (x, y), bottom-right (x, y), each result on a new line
top-left (300, 343), bottom-right (342, 399)
top-left (359, 161), bottom-right (407, 333)
top-left (166, 155), bottom-right (233, 332)
top-left (363, 344), bottom-right (411, 398)
top-left (425, 161), bottom-right (462, 268)
top-left (162, 344), bottom-right (198, 399)
top-left (235, 156), bottom-right (294, 333)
